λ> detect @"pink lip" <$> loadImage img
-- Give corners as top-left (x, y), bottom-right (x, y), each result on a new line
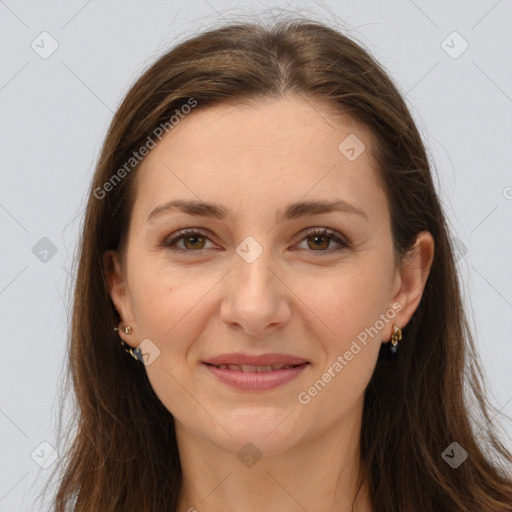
top-left (203, 362), bottom-right (310, 391)
top-left (203, 352), bottom-right (309, 366)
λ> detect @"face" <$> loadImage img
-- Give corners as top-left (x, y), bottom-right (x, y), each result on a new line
top-left (105, 95), bottom-right (429, 456)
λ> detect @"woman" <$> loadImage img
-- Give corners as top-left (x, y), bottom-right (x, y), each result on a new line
top-left (43, 17), bottom-right (512, 511)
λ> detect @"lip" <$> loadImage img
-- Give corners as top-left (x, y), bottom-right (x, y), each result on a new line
top-left (203, 362), bottom-right (310, 391)
top-left (203, 352), bottom-right (309, 366)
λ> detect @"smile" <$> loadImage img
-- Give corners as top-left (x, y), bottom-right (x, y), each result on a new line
top-left (203, 362), bottom-right (310, 391)
top-left (208, 363), bottom-right (300, 372)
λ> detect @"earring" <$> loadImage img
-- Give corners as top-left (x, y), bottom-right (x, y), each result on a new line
top-left (390, 325), bottom-right (402, 347)
top-left (388, 325), bottom-right (402, 357)
top-left (114, 325), bottom-right (133, 334)
top-left (120, 339), bottom-right (142, 362)
top-left (113, 325), bottom-right (142, 361)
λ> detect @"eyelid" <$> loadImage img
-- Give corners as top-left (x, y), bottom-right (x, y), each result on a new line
top-left (161, 226), bottom-right (351, 255)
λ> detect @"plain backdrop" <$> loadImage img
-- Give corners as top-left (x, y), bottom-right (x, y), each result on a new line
top-left (0, 0), bottom-right (511, 510)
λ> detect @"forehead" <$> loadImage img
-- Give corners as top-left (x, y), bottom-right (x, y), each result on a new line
top-left (131, 95), bottom-right (386, 225)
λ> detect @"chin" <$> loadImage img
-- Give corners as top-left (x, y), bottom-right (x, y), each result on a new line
top-left (208, 413), bottom-right (305, 456)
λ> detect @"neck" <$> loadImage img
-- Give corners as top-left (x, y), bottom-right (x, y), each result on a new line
top-left (175, 408), bottom-right (372, 512)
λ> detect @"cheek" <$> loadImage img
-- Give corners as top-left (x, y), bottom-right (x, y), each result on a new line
top-left (296, 274), bottom-right (386, 417)
top-left (296, 260), bottom-right (391, 393)
top-left (129, 262), bottom-right (220, 360)
top-left (297, 343), bottom-right (378, 432)
top-left (298, 259), bottom-right (392, 335)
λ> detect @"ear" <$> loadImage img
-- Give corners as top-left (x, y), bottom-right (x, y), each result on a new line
top-left (103, 250), bottom-right (138, 346)
top-left (384, 231), bottom-right (435, 343)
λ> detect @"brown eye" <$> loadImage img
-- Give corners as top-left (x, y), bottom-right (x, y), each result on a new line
top-left (163, 229), bottom-right (214, 253)
top-left (162, 227), bottom-right (350, 256)
top-left (306, 234), bottom-right (330, 251)
top-left (182, 234), bottom-right (206, 250)
top-left (296, 227), bottom-right (350, 255)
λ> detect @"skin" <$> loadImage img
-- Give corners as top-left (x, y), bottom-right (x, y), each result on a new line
top-left (104, 95), bottom-right (434, 512)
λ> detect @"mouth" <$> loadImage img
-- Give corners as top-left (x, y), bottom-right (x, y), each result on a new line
top-left (202, 362), bottom-right (310, 391)
top-left (204, 362), bottom-right (307, 372)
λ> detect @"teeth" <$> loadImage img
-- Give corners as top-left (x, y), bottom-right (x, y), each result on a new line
top-left (214, 364), bottom-right (296, 372)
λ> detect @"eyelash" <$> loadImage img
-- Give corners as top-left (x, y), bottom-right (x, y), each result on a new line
top-left (161, 227), bottom-right (351, 256)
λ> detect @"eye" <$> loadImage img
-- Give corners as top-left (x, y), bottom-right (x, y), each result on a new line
top-left (161, 228), bottom-right (215, 253)
top-left (161, 227), bottom-right (351, 256)
top-left (295, 227), bottom-right (351, 255)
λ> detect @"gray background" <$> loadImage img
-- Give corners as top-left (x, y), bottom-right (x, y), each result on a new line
top-left (1, 0), bottom-right (511, 509)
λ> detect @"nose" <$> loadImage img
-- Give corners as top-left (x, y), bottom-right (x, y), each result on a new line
top-left (220, 244), bottom-right (291, 336)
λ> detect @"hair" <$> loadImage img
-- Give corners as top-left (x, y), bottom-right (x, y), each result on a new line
top-left (40, 15), bottom-right (512, 512)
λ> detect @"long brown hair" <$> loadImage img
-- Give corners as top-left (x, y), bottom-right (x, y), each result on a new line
top-left (39, 16), bottom-right (512, 511)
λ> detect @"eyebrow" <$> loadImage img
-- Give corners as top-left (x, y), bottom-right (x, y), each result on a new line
top-left (146, 198), bottom-right (369, 223)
